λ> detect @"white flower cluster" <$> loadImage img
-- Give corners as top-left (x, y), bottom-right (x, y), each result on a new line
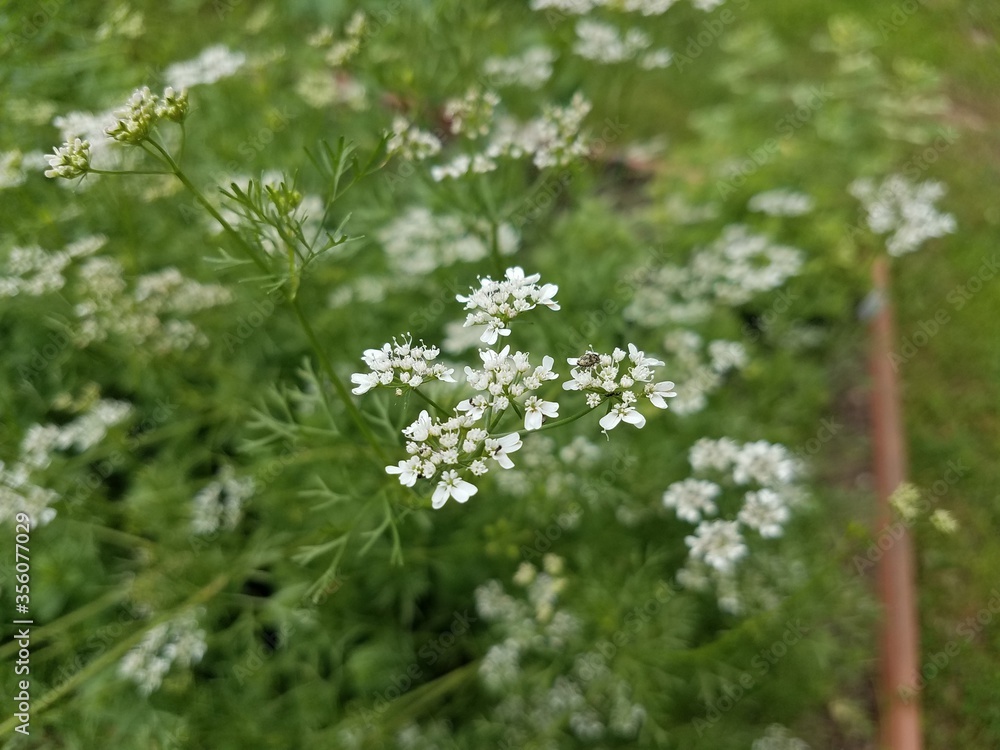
top-left (482, 47), bottom-right (555, 90)
top-left (0, 236), bottom-right (106, 298)
top-left (530, 0), bottom-right (682, 16)
top-left (747, 188), bottom-right (814, 217)
top-left (46, 86), bottom-right (189, 177)
top-left (386, 409), bottom-right (523, 508)
top-left (356, 267), bottom-right (676, 508)
top-left (1, 398), bottom-right (132, 526)
top-left (104, 86), bottom-right (188, 144)
top-left (752, 724), bottom-right (811, 750)
top-left (660, 330), bottom-right (748, 416)
top-left (44, 138), bottom-right (92, 179)
top-left (73, 257), bottom-right (232, 354)
top-left (849, 174), bottom-right (956, 256)
top-left (387, 116), bottom-right (442, 162)
top-left (562, 344), bottom-right (676, 431)
top-left (428, 92), bottom-right (593, 180)
top-left (164, 44), bottom-right (246, 89)
top-left (459, 346), bottom-right (559, 429)
top-left (0, 149), bottom-right (42, 189)
top-left (350, 334), bottom-right (457, 395)
top-left (457, 266), bottom-right (560, 345)
top-left (665, 437), bottom-right (802, 595)
top-left (444, 88), bottom-right (501, 137)
top-left (325, 11), bottom-right (368, 67)
top-left (376, 207), bottom-right (519, 276)
top-left (475, 563), bottom-right (646, 744)
top-left (626, 225), bottom-right (803, 326)
top-left (573, 20), bottom-right (672, 69)
top-left (118, 608), bottom-right (207, 695)
top-left (190, 466), bottom-right (256, 536)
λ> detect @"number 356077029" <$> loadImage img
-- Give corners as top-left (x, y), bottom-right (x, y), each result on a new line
top-left (14, 512), bottom-right (31, 609)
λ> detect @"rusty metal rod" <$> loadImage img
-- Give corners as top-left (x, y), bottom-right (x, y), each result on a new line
top-left (869, 257), bottom-right (923, 750)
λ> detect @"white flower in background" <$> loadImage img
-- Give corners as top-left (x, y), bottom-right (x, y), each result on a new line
top-left (483, 47), bottom-right (555, 89)
top-left (350, 334), bottom-right (456, 395)
top-left (387, 117), bottom-right (442, 162)
top-left (738, 489), bottom-right (790, 538)
top-left (930, 508), bottom-right (958, 534)
top-left (1, 395), bottom-right (130, 526)
top-left (430, 152), bottom-right (497, 181)
top-left (530, 0), bottom-right (680, 15)
top-left (457, 267), bottom-right (559, 344)
top-left (118, 609), bottom-right (207, 695)
top-left (626, 225), bottom-right (803, 327)
top-left (748, 188), bottom-right (814, 217)
top-left (849, 175), bottom-right (956, 256)
top-left (685, 520), bottom-right (747, 572)
top-left (573, 20), bottom-right (672, 67)
top-left (688, 436), bottom-right (740, 472)
top-left (191, 466), bottom-right (255, 536)
top-left (444, 88), bottom-right (501, 137)
top-left (164, 45), bottom-right (246, 89)
top-left (692, 0), bottom-right (726, 11)
top-left (732, 440), bottom-right (798, 486)
top-left (71, 257), bottom-right (232, 353)
top-left (326, 11), bottom-right (367, 66)
top-left (432, 470), bottom-right (479, 509)
top-left (707, 340), bottom-right (748, 373)
top-left (662, 478), bottom-right (721, 523)
top-left (752, 724), bottom-right (811, 750)
top-left (377, 207), bottom-right (519, 276)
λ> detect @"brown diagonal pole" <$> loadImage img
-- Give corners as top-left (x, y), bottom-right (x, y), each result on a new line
top-left (870, 257), bottom-right (922, 750)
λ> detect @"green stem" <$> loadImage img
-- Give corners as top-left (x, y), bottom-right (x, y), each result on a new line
top-left (147, 138), bottom-right (388, 465)
top-left (412, 388), bottom-right (449, 417)
top-left (0, 574), bottom-right (230, 735)
top-left (521, 404), bottom-right (599, 435)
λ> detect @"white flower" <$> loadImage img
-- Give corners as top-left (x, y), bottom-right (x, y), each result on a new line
top-left (44, 138), bottom-right (91, 179)
top-left (456, 267), bottom-right (560, 343)
top-left (688, 437), bottom-right (740, 472)
top-left (486, 433), bottom-right (523, 469)
top-left (599, 403), bottom-right (646, 431)
top-left (738, 489), bottom-right (789, 538)
top-left (351, 333), bottom-right (456, 396)
top-left (164, 45), bottom-right (246, 89)
top-left (685, 520), bottom-right (747, 573)
top-left (386, 456), bottom-right (424, 487)
top-left (747, 188), bottom-right (814, 217)
top-left (732, 440), bottom-right (798, 486)
top-left (403, 410), bottom-right (434, 442)
top-left (523, 396), bottom-right (559, 430)
top-left (849, 175), bottom-right (956, 256)
top-left (662, 479), bottom-right (720, 523)
top-left (432, 470), bottom-right (479, 509)
top-left (387, 116), bottom-right (442, 161)
top-left (644, 381), bottom-right (677, 408)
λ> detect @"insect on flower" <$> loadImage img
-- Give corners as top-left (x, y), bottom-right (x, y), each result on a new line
top-left (576, 351), bottom-right (600, 369)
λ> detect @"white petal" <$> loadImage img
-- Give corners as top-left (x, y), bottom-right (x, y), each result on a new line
top-left (432, 484), bottom-right (450, 509)
top-left (622, 409), bottom-right (646, 428)
top-left (599, 412), bottom-right (621, 431)
top-left (452, 479), bottom-right (478, 503)
top-left (525, 410), bottom-right (543, 431)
